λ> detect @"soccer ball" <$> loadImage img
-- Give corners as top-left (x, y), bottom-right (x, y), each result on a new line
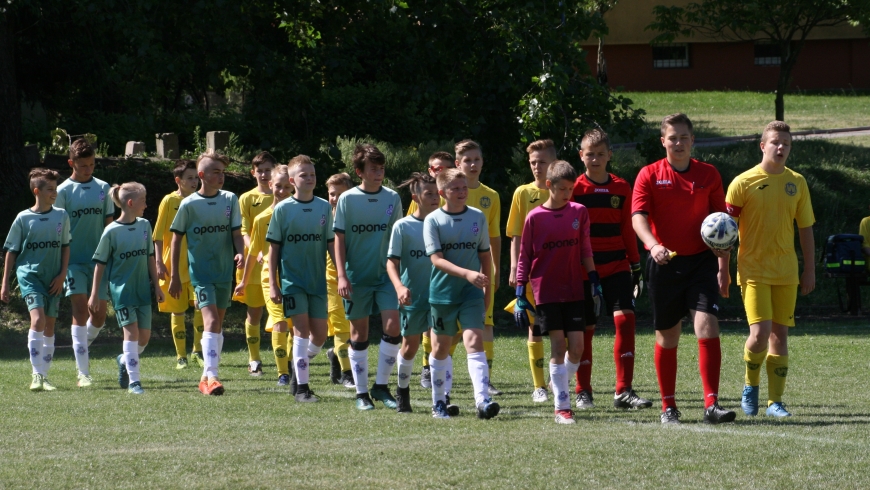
top-left (700, 212), bottom-right (738, 250)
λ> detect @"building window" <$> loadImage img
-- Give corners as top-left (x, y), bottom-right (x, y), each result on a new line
top-left (754, 42), bottom-right (782, 66)
top-left (652, 43), bottom-right (690, 69)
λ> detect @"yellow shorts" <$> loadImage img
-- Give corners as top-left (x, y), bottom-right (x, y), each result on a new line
top-left (158, 279), bottom-right (195, 313)
top-left (261, 281), bottom-right (291, 333)
top-left (502, 287), bottom-right (537, 324)
top-left (233, 282), bottom-right (266, 308)
top-left (739, 281), bottom-right (798, 327)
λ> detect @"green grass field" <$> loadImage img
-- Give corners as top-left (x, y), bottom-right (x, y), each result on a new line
top-left (1, 318), bottom-right (869, 489)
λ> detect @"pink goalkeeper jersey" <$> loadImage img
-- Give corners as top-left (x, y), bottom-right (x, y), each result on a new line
top-left (516, 202), bottom-right (593, 305)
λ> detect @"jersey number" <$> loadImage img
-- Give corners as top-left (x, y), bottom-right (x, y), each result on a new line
top-left (117, 307), bottom-right (129, 322)
top-left (66, 277), bottom-right (76, 290)
top-left (283, 295), bottom-right (296, 310)
top-left (198, 291), bottom-right (208, 303)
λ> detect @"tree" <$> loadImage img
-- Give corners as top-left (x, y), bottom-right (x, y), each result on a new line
top-left (588, 1), bottom-right (619, 87)
top-left (648, 0), bottom-right (870, 121)
top-left (0, 8), bottom-right (27, 198)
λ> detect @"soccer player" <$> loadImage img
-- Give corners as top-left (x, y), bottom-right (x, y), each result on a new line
top-left (726, 121), bottom-right (815, 418)
top-left (169, 152), bottom-right (244, 396)
top-left (153, 160), bottom-right (205, 370)
top-left (234, 151), bottom-right (275, 376)
top-left (517, 161), bottom-right (601, 424)
top-left (2, 169), bottom-right (70, 391)
top-left (324, 173), bottom-right (355, 389)
top-left (55, 138), bottom-right (114, 387)
top-left (506, 139), bottom-right (556, 402)
top-left (387, 172), bottom-right (442, 413)
top-left (333, 144), bottom-right (404, 410)
top-left (631, 113), bottom-right (736, 424)
top-left (234, 164), bottom-right (295, 388)
top-left (454, 140), bottom-right (502, 395)
top-left (91, 183), bottom-right (164, 394)
top-left (573, 129), bottom-right (652, 410)
top-left (424, 168), bottom-right (499, 419)
top-left (266, 155), bottom-right (334, 402)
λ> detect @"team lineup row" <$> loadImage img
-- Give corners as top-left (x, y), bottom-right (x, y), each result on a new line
top-left (2, 112), bottom-right (814, 424)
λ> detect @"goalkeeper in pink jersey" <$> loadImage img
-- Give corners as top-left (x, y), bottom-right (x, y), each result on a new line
top-left (516, 160), bottom-right (602, 425)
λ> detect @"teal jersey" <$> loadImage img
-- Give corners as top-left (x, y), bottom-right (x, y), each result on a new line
top-left (169, 190), bottom-right (242, 286)
top-left (333, 186), bottom-right (402, 286)
top-left (266, 196), bottom-right (334, 295)
top-left (423, 206), bottom-right (490, 305)
top-left (387, 215), bottom-right (431, 309)
top-left (55, 177), bottom-right (114, 265)
top-left (3, 207), bottom-right (71, 297)
top-left (92, 218), bottom-right (154, 307)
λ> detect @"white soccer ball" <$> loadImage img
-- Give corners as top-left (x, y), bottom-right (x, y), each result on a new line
top-left (700, 212), bottom-right (738, 250)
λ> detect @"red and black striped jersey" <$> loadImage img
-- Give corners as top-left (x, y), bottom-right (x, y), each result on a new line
top-left (572, 173), bottom-right (640, 278)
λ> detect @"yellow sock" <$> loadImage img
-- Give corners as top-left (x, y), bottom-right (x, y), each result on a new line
top-left (170, 314), bottom-right (187, 358)
top-left (766, 354), bottom-right (789, 405)
top-left (334, 332), bottom-right (351, 371)
top-left (245, 322), bottom-right (261, 362)
top-left (192, 310), bottom-right (204, 353)
top-left (484, 341), bottom-right (494, 369)
top-left (744, 347), bottom-right (767, 386)
top-left (273, 332), bottom-right (289, 375)
top-left (528, 341), bottom-right (545, 389)
top-left (422, 334), bottom-right (432, 367)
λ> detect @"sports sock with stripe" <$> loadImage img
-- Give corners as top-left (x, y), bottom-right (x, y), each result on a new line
top-left (71, 324), bottom-right (89, 375)
top-left (698, 337), bottom-right (721, 408)
top-left (192, 310), bottom-right (204, 354)
top-left (744, 346), bottom-right (767, 387)
top-left (334, 332), bottom-right (351, 371)
top-left (245, 322), bottom-right (261, 362)
top-left (528, 341), bottom-right (546, 389)
top-left (170, 313), bottom-right (187, 358)
top-left (766, 354), bottom-right (789, 405)
top-left (613, 314), bottom-right (635, 394)
top-left (293, 336), bottom-right (310, 385)
top-left (272, 331), bottom-right (290, 375)
top-left (483, 340), bottom-right (494, 370)
top-left (575, 329), bottom-right (594, 394)
top-left (422, 333), bottom-right (431, 367)
top-left (655, 343), bottom-right (678, 411)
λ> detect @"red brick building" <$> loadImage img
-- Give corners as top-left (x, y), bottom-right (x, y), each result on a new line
top-left (584, 0), bottom-right (870, 91)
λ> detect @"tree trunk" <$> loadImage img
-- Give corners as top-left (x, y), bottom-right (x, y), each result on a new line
top-left (596, 36), bottom-right (608, 87)
top-left (0, 13), bottom-right (27, 198)
top-left (774, 41), bottom-right (801, 122)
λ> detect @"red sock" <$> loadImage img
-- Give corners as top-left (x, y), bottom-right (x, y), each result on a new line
top-left (654, 343), bottom-right (678, 411)
top-left (575, 328), bottom-right (594, 393)
top-left (613, 313), bottom-right (636, 394)
top-left (697, 337), bottom-right (721, 409)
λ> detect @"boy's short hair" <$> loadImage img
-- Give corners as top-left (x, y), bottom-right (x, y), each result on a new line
top-left (326, 172), bottom-right (354, 189)
top-left (428, 151), bottom-right (454, 166)
top-left (580, 129), bottom-right (611, 150)
top-left (251, 151), bottom-right (277, 170)
top-left (661, 113), bottom-right (694, 136)
top-left (29, 168), bottom-right (60, 191)
top-left (272, 164), bottom-right (290, 179)
top-left (173, 159), bottom-right (197, 178)
top-left (436, 168), bottom-right (466, 190)
top-left (546, 160), bottom-right (577, 184)
top-left (352, 144), bottom-right (386, 172)
top-left (398, 172), bottom-right (436, 197)
top-left (762, 120), bottom-right (791, 141)
top-left (69, 138), bottom-right (95, 160)
top-left (288, 154), bottom-right (313, 175)
top-left (454, 139), bottom-right (480, 158)
top-left (526, 139), bottom-right (556, 154)
top-left (109, 182), bottom-right (146, 209)
top-left (196, 152), bottom-right (230, 172)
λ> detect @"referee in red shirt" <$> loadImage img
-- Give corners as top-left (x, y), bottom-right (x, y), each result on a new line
top-left (631, 113), bottom-right (736, 425)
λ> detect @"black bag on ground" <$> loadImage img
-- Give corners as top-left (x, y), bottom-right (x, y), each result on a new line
top-left (824, 234), bottom-right (866, 276)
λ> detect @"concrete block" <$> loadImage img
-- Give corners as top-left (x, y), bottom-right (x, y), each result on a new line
top-left (155, 133), bottom-right (179, 159)
top-left (125, 141), bottom-right (146, 156)
top-left (207, 131), bottom-right (229, 152)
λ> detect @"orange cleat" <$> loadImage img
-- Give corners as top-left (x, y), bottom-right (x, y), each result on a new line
top-left (206, 378), bottom-right (225, 396)
top-left (199, 379), bottom-right (209, 395)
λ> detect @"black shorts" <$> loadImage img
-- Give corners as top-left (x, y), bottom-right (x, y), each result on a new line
top-left (537, 301), bottom-right (585, 335)
top-left (582, 271), bottom-right (635, 326)
top-left (647, 250), bottom-right (720, 330)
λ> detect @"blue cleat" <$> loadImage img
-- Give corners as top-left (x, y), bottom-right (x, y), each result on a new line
top-left (476, 398), bottom-right (500, 420)
top-left (766, 402), bottom-right (792, 418)
top-left (741, 385), bottom-right (759, 416)
top-left (117, 354), bottom-right (129, 389)
top-left (277, 374), bottom-right (290, 387)
top-left (128, 381), bottom-right (144, 395)
top-left (432, 400), bottom-right (451, 419)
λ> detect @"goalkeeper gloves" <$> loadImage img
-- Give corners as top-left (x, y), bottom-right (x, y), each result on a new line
top-left (588, 270), bottom-right (603, 316)
top-left (514, 284), bottom-right (535, 330)
top-left (631, 262), bottom-right (643, 298)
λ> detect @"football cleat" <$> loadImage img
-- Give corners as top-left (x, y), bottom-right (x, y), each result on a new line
top-left (248, 360), bottom-right (263, 377)
top-left (575, 390), bottom-right (594, 409)
top-left (613, 389), bottom-right (652, 409)
top-left (371, 384), bottom-right (398, 409)
top-left (766, 402), bottom-right (792, 418)
top-left (294, 387), bottom-right (319, 403)
top-left (206, 378), bottom-right (225, 396)
top-left (198, 379), bottom-right (209, 395)
top-left (128, 381), bottom-right (145, 395)
top-left (327, 348), bottom-right (341, 384)
top-left (175, 357), bottom-right (188, 370)
top-left (77, 372), bottom-right (94, 388)
top-left (396, 386), bottom-right (412, 413)
top-left (355, 393), bottom-right (375, 411)
top-left (339, 370), bottom-right (355, 389)
top-left (41, 378), bottom-right (57, 391)
top-left (30, 373), bottom-right (44, 391)
top-left (277, 374), bottom-right (291, 387)
top-left (741, 385), bottom-right (760, 416)
top-left (190, 351), bottom-right (205, 367)
top-left (660, 407), bottom-right (682, 424)
top-left (420, 365), bottom-right (432, 388)
top-left (117, 354), bottom-right (129, 389)
top-left (432, 400), bottom-right (451, 419)
top-left (445, 394), bottom-right (460, 417)
top-left (532, 387), bottom-right (549, 403)
top-left (487, 380), bottom-right (503, 396)
top-left (554, 409), bottom-right (576, 425)
top-left (703, 402), bottom-right (736, 424)
top-left (476, 398), bottom-right (500, 420)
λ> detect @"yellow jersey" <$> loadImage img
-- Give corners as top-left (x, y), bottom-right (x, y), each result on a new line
top-left (239, 188), bottom-right (274, 237)
top-left (726, 165), bottom-right (815, 285)
top-left (152, 192), bottom-right (190, 283)
top-left (466, 182), bottom-right (501, 239)
top-left (248, 207), bottom-right (274, 286)
top-left (506, 182), bottom-right (549, 237)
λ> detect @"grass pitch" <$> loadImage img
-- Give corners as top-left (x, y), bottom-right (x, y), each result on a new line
top-left (1, 319), bottom-right (869, 489)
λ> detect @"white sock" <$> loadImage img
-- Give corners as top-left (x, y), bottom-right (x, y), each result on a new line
top-left (138, 343), bottom-right (147, 355)
top-left (375, 340), bottom-right (400, 385)
top-left (86, 319), bottom-right (103, 346)
top-left (293, 336), bottom-right (310, 385)
top-left (71, 324), bottom-right (89, 375)
top-left (42, 335), bottom-right (56, 374)
top-left (201, 332), bottom-right (220, 378)
top-left (550, 362), bottom-right (570, 410)
top-left (28, 330), bottom-right (44, 375)
top-left (445, 355), bottom-right (454, 395)
top-left (467, 351), bottom-right (489, 406)
top-left (217, 332), bottom-right (224, 353)
top-left (348, 346), bottom-right (369, 394)
top-left (306, 341), bottom-right (322, 360)
top-left (123, 340), bottom-right (140, 384)
top-left (565, 352), bottom-right (581, 380)
top-left (397, 355), bottom-right (414, 389)
top-left (430, 355), bottom-right (448, 404)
